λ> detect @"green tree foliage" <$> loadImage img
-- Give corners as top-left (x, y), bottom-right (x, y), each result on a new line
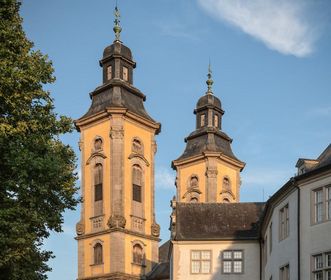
top-left (0, 1), bottom-right (79, 279)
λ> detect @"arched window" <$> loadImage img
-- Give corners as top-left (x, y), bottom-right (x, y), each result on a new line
top-left (133, 244), bottom-right (143, 265)
top-left (223, 198), bottom-right (230, 203)
top-left (93, 243), bottom-right (103, 265)
top-left (94, 138), bottom-right (103, 151)
top-left (94, 163), bottom-right (103, 216)
top-left (190, 176), bottom-right (199, 189)
top-left (132, 165), bottom-right (142, 203)
top-left (132, 138), bottom-right (143, 154)
top-left (190, 197), bottom-right (199, 203)
top-left (223, 177), bottom-right (231, 192)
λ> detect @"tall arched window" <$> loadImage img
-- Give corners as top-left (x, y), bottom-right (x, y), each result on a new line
top-left (132, 165), bottom-right (142, 203)
top-left (133, 244), bottom-right (143, 265)
top-left (93, 243), bottom-right (103, 265)
top-left (94, 163), bottom-right (103, 216)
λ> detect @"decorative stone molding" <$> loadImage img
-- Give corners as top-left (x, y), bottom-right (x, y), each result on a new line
top-left (86, 152), bottom-right (107, 165)
top-left (132, 137), bottom-right (144, 155)
top-left (109, 126), bottom-right (124, 139)
top-left (131, 216), bottom-right (145, 233)
top-left (108, 215), bottom-right (126, 229)
top-left (76, 221), bottom-right (85, 235)
top-left (206, 167), bottom-right (218, 178)
top-left (151, 222), bottom-right (160, 237)
top-left (128, 153), bottom-right (150, 167)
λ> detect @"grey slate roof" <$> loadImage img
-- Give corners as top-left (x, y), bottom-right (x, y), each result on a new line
top-left (79, 82), bottom-right (156, 122)
top-left (145, 240), bottom-right (171, 280)
top-left (313, 144), bottom-right (331, 170)
top-left (158, 240), bottom-right (170, 263)
top-left (174, 202), bottom-right (265, 240)
top-left (175, 127), bottom-right (241, 162)
top-left (146, 262), bottom-right (170, 280)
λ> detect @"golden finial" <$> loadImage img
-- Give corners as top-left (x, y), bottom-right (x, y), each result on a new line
top-left (206, 61), bottom-right (213, 94)
top-left (113, 3), bottom-right (122, 42)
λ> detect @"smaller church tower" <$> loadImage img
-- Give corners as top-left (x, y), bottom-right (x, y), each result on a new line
top-left (75, 6), bottom-right (161, 280)
top-left (172, 65), bottom-right (245, 203)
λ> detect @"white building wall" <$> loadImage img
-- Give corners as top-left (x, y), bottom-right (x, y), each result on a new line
top-left (171, 240), bottom-right (260, 280)
top-left (263, 189), bottom-right (298, 280)
top-left (299, 173), bottom-right (331, 280)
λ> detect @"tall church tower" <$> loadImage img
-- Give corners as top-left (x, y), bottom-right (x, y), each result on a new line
top-left (75, 7), bottom-right (161, 280)
top-left (172, 66), bottom-right (245, 203)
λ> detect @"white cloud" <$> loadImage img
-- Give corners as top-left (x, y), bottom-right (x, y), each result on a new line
top-left (155, 167), bottom-right (175, 189)
top-left (198, 0), bottom-right (317, 57)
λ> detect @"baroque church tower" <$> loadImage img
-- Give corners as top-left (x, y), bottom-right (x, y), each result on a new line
top-left (75, 7), bottom-right (161, 280)
top-left (172, 66), bottom-right (245, 203)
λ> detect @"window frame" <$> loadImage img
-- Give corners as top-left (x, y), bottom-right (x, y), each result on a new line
top-left (279, 204), bottom-right (289, 241)
top-left (106, 65), bottom-right (112, 80)
top-left (311, 185), bottom-right (331, 225)
top-left (279, 264), bottom-right (290, 280)
top-left (311, 251), bottom-right (331, 280)
top-left (93, 243), bottom-right (103, 265)
top-left (190, 250), bottom-right (212, 274)
top-left (221, 250), bottom-right (244, 274)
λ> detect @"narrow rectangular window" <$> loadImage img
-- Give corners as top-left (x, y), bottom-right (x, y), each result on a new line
top-left (214, 114), bottom-right (219, 128)
top-left (327, 186), bottom-right (331, 220)
top-left (123, 66), bottom-right (128, 81)
top-left (95, 184), bottom-right (103, 201)
top-left (269, 223), bottom-right (273, 254)
top-left (107, 65), bottom-right (112, 80)
top-left (314, 189), bottom-right (323, 223)
top-left (133, 184), bottom-right (142, 202)
top-left (279, 204), bottom-right (289, 240)
top-left (200, 114), bottom-right (205, 127)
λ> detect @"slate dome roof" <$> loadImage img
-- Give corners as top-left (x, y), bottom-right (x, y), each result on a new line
top-left (196, 93), bottom-right (222, 109)
top-left (103, 41), bottom-right (133, 61)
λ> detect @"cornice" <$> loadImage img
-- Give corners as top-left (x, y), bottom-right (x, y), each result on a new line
top-left (75, 227), bottom-right (160, 242)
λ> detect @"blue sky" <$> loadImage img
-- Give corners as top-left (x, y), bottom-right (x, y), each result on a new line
top-left (20, 0), bottom-right (331, 279)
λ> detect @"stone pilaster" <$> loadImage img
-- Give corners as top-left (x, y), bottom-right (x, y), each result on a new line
top-left (110, 123), bottom-right (125, 224)
top-left (206, 159), bottom-right (218, 202)
top-left (109, 231), bottom-right (126, 273)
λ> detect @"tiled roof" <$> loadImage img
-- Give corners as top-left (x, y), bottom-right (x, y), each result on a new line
top-left (174, 202), bottom-right (265, 240)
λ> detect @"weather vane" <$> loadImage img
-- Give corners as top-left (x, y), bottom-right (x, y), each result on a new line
top-left (113, 2), bottom-right (122, 42)
top-left (206, 61), bottom-right (214, 94)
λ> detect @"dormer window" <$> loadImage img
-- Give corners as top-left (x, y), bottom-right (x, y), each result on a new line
top-left (200, 114), bottom-right (205, 127)
top-left (123, 66), bottom-right (128, 81)
top-left (107, 66), bottom-right (112, 80)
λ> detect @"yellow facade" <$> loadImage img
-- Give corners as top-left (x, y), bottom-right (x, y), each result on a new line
top-left (74, 29), bottom-right (161, 279)
top-left (75, 109), bottom-right (160, 280)
top-left (174, 154), bottom-right (244, 203)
